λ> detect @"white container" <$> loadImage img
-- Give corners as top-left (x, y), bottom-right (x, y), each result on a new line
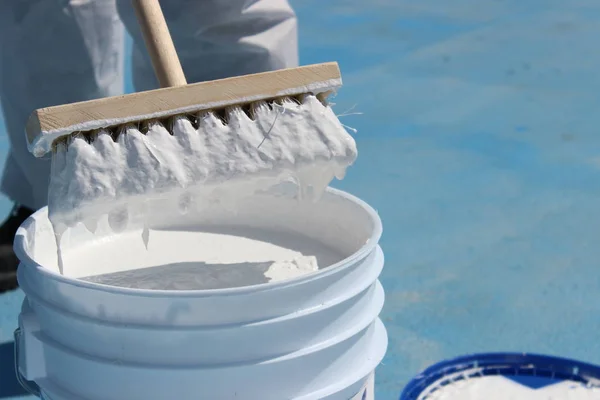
top-left (15, 187), bottom-right (387, 400)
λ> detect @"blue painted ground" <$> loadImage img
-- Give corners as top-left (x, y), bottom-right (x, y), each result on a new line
top-left (2, 0), bottom-right (600, 398)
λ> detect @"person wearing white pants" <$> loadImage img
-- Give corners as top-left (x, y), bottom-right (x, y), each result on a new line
top-left (0, 0), bottom-right (298, 291)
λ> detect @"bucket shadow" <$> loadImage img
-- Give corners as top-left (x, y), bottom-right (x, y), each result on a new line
top-left (0, 340), bottom-right (27, 398)
top-left (80, 261), bottom-right (274, 290)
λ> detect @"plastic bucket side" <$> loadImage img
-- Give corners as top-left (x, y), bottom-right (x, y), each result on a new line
top-left (21, 278), bottom-right (384, 365)
top-left (20, 315), bottom-right (386, 400)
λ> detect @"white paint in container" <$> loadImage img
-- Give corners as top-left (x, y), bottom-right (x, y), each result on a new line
top-left (420, 375), bottom-right (600, 399)
top-left (72, 227), bottom-right (335, 290)
top-left (15, 187), bottom-right (387, 400)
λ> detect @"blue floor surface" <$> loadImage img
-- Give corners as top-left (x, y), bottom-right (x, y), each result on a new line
top-left (3, 0), bottom-right (600, 398)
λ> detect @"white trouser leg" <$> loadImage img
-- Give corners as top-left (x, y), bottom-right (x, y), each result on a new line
top-left (118, 0), bottom-right (298, 91)
top-left (0, 0), bottom-right (125, 210)
top-left (116, 0), bottom-right (298, 91)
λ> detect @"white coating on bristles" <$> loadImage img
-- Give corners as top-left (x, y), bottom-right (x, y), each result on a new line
top-left (30, 79), bottom-right (341, 157)
top-left (48, 94), bottom-right (357, 273)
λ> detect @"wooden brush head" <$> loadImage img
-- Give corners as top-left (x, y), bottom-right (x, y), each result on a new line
top-left (26, 62), bottom-right (342, 158)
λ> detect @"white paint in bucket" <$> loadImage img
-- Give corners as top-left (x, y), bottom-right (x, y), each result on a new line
top-left (15, 187), bottom-right (387, 400)
top-left (75, 228), bottom-right (338, 289)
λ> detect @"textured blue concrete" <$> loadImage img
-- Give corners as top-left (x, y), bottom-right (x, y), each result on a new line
top-left (3, 0), bottom-right (600, 398)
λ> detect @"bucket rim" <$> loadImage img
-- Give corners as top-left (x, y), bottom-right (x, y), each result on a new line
top-left (399, 352), bottom-right (600, 400)
top-left (15, 187), bottom-right (383, 297)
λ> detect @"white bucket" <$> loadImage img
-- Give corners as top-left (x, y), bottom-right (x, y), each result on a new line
top-left (14, 187), bottom-right (387, 400)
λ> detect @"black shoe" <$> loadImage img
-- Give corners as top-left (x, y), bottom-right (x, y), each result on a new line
top-left (0, 205), bottom-right (34, 293)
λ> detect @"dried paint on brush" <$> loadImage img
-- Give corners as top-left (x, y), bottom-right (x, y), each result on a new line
top-left (48, 94), bottom-right (358, 274)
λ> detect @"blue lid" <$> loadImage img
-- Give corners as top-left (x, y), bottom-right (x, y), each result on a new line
top-left (400, 353), bottom-right (600, 399)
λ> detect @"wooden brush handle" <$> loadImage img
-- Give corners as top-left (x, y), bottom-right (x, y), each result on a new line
top-left (132, 0), bottom-right (187, 88)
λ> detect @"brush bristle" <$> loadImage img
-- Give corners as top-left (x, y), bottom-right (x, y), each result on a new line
top-left (52, 94), bottom-right (331, 152)
top-left (49, 92), bottom-right (357, 230)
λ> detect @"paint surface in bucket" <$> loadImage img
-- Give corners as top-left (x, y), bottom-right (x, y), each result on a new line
top-left (39, 182), bottom-right (373, 288)
top-left (75, 226), bottom-right (344, 289)
top-left (401, 353), bottom-right (600, 400)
